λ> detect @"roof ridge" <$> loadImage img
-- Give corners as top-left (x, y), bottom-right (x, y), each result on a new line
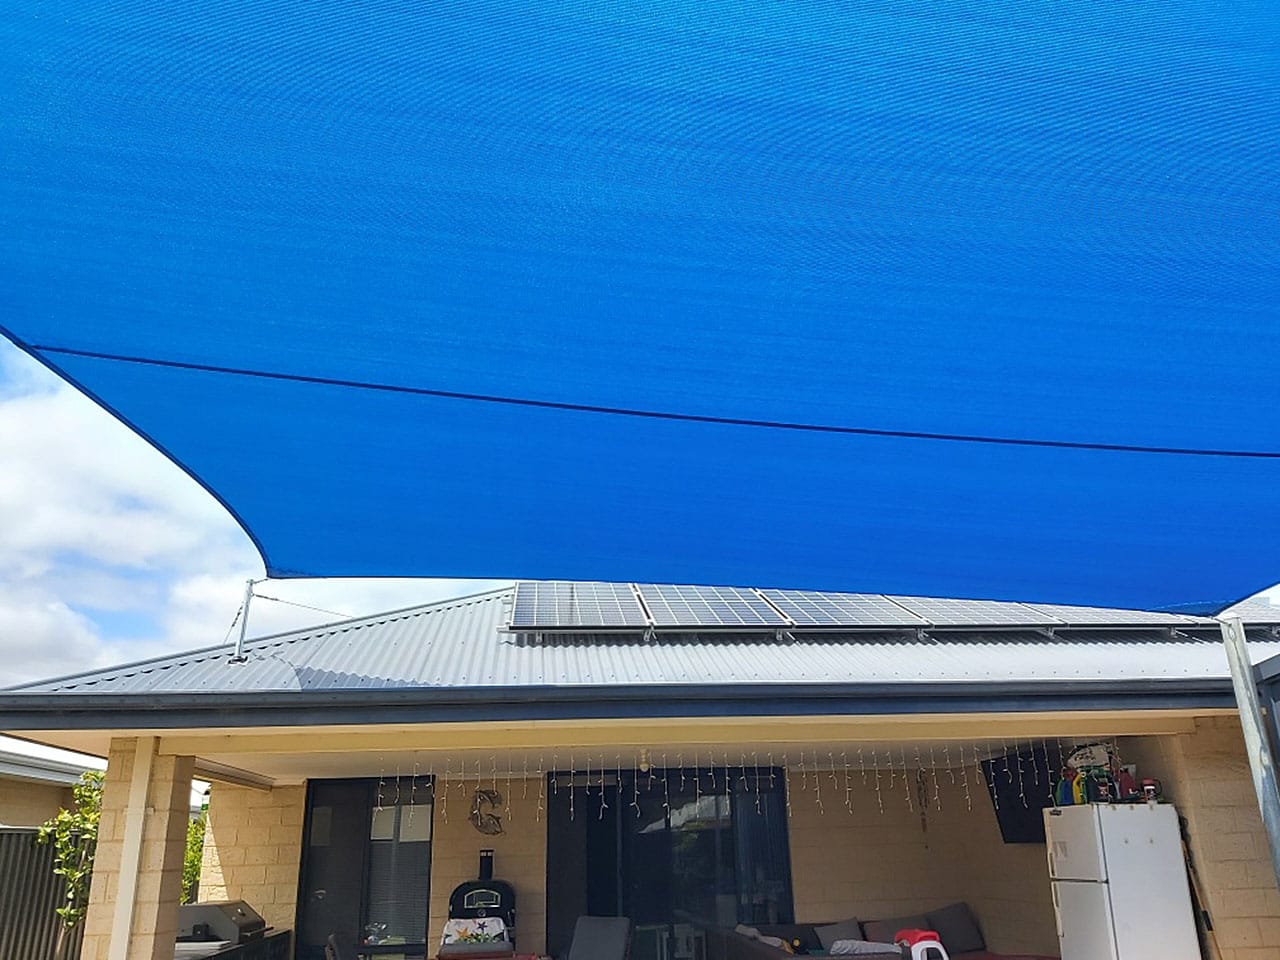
top-left (4, 586), bottom-right (513, 692)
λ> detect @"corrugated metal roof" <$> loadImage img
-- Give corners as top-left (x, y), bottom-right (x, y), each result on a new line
top-left (9, 586), bottom-right (1280, 695)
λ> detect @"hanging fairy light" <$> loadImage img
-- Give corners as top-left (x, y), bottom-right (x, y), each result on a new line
top-left (569, 752), bottom-right (576, 821)
top-left (927, 745), bottom-right (941, 810)
top-left (441, 758), bottom-right (451, 823)
top-left (900, 747), bottom-right (913, 813)
top-left (812, 750), bottom-right (824, 814)
top-left (536, 754), bottom-right (545, 823)
top-left (1014, 740), bottom-right (1028, 808)
top-left (975, 743), bottom-right (996, 810)
top-left (663, 753), bottom-right (671, 811)
top-left (598, 755), bottom-right (610, 821)
top-left (872, 748), bottom-right (884, 814)
top-left (504, 759), bottom-right (513, 820)
top-left (783, 756), bottom-right (793, 819)
top-left (408, 757), bottom-right (420, 830)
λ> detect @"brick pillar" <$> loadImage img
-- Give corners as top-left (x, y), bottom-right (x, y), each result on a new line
top-left (82, 737), bottom-right (194, 960)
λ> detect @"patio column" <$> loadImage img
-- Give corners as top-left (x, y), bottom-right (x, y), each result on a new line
top-left (81, 736), bottom-right (195, 960)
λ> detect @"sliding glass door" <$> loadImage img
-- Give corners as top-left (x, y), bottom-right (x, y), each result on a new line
top-left (546, 768), bottom-right (792, 960)
top-left (297, 778), bottom-right (435, 959)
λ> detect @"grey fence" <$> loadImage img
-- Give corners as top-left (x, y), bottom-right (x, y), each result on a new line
top-left (0, 829), bottom-right (83, 960)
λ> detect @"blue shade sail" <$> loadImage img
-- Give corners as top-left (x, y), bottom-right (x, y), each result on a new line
top-left (1, 0), bottom-right (1278, 613)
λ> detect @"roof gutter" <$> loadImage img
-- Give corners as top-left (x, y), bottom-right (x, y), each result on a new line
top-left (0, 678), bottom-right (1234, 731)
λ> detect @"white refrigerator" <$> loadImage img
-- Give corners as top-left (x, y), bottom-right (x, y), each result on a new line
top-left (1044, 803), bottom-right (1199, 960)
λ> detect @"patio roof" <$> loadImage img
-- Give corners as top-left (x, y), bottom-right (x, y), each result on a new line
top-left (3, 585), bottom-right (1277, 732)
top-left (3, 2), bottom-right (1278, 613)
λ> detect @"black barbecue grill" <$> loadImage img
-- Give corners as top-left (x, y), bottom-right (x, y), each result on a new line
top-left (448, 850), bottom-right (516, 939)
top-left (178, 901), bottom-right (267, 944)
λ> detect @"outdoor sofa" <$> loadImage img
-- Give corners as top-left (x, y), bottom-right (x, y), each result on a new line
top-left (700, 902), bottom-right (1058, 960)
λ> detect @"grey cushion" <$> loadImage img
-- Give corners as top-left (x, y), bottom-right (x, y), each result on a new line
top-left (861, 915), bottom-right (928, 945)
top-left (815, 918), bottom-right (864, 951)
top-left (757, 924), bottom-right (824, 953)
top-left (925, 902), bottom-right (985, 954)
top-left (830, 938), bottom-right (903, 957)
top-left (566, 916), bottom-right (631, 960)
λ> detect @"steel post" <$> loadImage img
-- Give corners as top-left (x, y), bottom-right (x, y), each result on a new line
top-left (230, 578), bottom-right (255, 663)
top-left (1219, 615), bottom-right (1280, 888)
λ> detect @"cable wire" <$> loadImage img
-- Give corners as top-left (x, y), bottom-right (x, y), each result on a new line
top-left (29, 343), bottom-right (1280, 460)
top-left (252, 593), bottom-right (351, 619)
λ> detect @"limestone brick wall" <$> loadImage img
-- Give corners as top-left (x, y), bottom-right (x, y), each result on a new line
top-left (199, 782), bottom-right (306, 933)
top-left (82, 738), bottom-right (194, 960)
top-left (428, 777), bottom-right (547, 954)
top-left (787, 763), bottom-right (1057, 956)
top-left (0, 776), bottom-right (73, 827)
top-left (1121, 717), bottom-right (1280, 960)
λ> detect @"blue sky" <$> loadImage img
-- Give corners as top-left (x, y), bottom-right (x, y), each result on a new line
top-left (0, 340), bottom-right (505, 687)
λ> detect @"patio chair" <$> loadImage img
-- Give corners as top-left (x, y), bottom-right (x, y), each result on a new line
top-left (565, 916), bottom-right (631, 960)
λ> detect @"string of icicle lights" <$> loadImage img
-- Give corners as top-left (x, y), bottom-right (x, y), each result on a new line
top-left (370, 737), bottom-right (1121, 823)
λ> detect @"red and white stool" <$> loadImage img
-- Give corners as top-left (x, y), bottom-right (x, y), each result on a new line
top-left (895, 929), bottom-right (950, 960)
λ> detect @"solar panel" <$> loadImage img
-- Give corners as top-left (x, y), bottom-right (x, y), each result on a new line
top-left (636, 584), bottom-right (791, 628)
top-left (889, 596), bottom-right (1063, 627)
top-left (1022, 603), bottom-right (1197, 626)
top-left (509, 581), bottom-right (649, 629)
top-left (760, 589), bottom-right (927, 627)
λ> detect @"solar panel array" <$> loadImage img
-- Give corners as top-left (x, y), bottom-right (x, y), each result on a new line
top-left (638, 583), bottom-right (789, 628)
top-left (506, 582), bottom-right (1198, 632)
top-left (761, 589), bottom-right (927, 627)
top-left (509, 581), bottom-right (648, 629)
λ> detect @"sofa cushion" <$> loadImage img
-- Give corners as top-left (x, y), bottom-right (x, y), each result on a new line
top-left (861, 916), bottom-right (928, 945)
top-left (815, 918), bottom-right (864, 951)
top-left (831, 938), bottom-right (904, 956)
top-left (757, 924), bottom-right (825, 953)
top-left (926, 902), bottom-right (985, 954)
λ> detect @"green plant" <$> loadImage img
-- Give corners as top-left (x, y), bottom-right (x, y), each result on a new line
top-left (182, 806), bottom-right (207, 904)
top-left (37, 770), bottom-right (103, 958)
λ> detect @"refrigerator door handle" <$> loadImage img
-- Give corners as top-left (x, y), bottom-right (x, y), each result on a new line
top-left (1047, 845), bottom-right (1056, 879)
top-left (1052, 883), bottom-right (1063, 941)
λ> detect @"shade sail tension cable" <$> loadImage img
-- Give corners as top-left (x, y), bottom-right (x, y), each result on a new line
top-left (28, 341), bottom-right (1280, 460)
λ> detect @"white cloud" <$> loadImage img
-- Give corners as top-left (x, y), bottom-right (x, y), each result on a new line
top-left (0, 344), bottom-right (505, 688)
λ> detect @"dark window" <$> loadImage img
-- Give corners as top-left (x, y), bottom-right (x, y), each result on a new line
top-left (297, 778), bottom-right (434, 959)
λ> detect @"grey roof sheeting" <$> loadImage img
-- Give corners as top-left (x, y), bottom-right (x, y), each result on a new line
top-left (7, 585), bottom-right (1279, 698)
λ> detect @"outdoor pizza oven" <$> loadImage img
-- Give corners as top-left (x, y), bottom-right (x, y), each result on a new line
top-left (448, 849), bottom-right (516, 936)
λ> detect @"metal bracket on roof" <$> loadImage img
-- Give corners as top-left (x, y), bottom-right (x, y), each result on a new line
top-left (643, 626), bottom-right (656, 644)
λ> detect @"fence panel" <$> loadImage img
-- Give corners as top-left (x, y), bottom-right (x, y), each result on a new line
top-left (0, 829), bottom-right (82, 960)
